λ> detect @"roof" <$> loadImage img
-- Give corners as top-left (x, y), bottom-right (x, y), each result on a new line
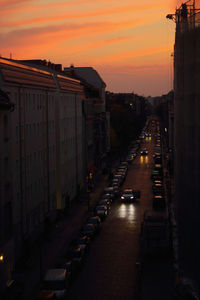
top-left (0, 57), bottom-right (83, 93)
top-left (64, 66), bottom-right (106, 90)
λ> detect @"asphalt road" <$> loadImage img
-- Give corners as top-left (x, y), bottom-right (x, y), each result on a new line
top-left (68, 137), bottom-right (155, 300)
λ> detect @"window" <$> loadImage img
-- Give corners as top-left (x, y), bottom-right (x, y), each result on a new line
top-left (4, 202), bottom-right (12, 237)
top-left (4, 115), bottom-right (9, 142)
top-left (33, 94), bottom-right (35, 110)
top-left (16, 126), bottom-right (18, 141)
top-left (4, 157), bottom-right (9, 181)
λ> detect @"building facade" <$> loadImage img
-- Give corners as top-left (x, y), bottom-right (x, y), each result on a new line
top-left (0, 88), bottom-right (14, 293)
top-left (173, 2), bottom-right (200, 295)
top-left (64, 66), bottom-right (110, 179)
top-left (0, 58), bottom-right (84, 289)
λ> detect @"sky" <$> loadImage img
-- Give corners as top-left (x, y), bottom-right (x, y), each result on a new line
top-left (0, 0), bottom-right (183, 96)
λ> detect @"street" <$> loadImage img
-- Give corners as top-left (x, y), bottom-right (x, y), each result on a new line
top-left (68, 137), bottom-right (154, 300)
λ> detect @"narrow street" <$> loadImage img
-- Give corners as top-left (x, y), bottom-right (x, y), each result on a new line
top-left (68, 137), bottom-right (154, 300)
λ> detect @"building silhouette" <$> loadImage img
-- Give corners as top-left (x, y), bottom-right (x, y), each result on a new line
top-left (173, 1), bottom-right (200, 296)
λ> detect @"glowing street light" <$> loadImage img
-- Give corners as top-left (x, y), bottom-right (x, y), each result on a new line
top-left (0, 254), bottom-right (4, 262)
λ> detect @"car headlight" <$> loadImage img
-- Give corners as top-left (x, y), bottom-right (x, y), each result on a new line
top-left (131, 196), bottom-right (134, 199)
top-left (121, 196), bottom-right (125, 199)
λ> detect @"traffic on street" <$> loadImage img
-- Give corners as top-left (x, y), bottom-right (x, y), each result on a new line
top-left (35, 119), bottom-right (173, 300)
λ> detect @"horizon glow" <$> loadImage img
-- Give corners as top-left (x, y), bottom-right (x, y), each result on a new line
top-left (0, 0), bottom-right (178, 96)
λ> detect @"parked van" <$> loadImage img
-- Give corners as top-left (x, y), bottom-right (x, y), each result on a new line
top-left (43, 269), bottom-right (69, 299)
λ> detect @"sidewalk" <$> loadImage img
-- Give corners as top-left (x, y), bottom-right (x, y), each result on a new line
top-left (5, 173), bottom-right (109, 300)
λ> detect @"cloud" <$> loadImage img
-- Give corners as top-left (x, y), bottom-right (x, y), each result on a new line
top-left (99, 63), bottom-right (169, 74)
top-left (0, 19), bottom-right (144, 58)
top-left (1, 2), bottom-right (167, 28)
top-left (92, 44), bottom-right (172, 64)
top-left (0, 0), bottom-right (31, 9)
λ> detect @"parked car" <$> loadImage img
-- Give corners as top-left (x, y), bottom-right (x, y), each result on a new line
top-left (117, 168), bottom-right (127, 175)
top-left (69, 236), bottom-right (88, 253)
top-left (154, 156), bottom-right (162, 164)
top-left (154, 164), bottom-right (163, 175)
top-left (133, 189), bottom-right (141, 199)
top-left (153, 195), bottom-right (166, 210)
top-left (36, 291), bottom-right (56, 299)
top-left (152, 184), bottom-right (165, 195)
top-left (140, 149), bottom-right (148, 156)
top-left (153, 179), bottom-right (163, 185)
top-left (113, 174), bottom-right (124, 185)
top-left (118, 164), bottom-right (127, 170)
top-left (110, 178), bottom-right (120, 187)
top-left (126, 155), bottom-right (134, 163)
top-left (101, 193), bottom-right (113, 203)
top-left (56, 260), bottom-right (73, 281)
top-left (76, 235), bottom-right (91, 248)
top-left (81, 223), bottom-right (96, 239)
top-left (66, 247), bottom-right (85, 271)
top-left (97, 199), bottom-right (111, 211)
top-left (95, 205), bottom-right (108, 220)
top-left (107, 185), bottom-right (120, 197)
top-left (104, 187), bottom-right (117, 198)
top-left (87, 216), bottom-right (102, 231)
top-left (121, 189), bottom-right (135, 202)
top-left (120, 161), bottom-right (129, 168)
top-left (151, 170), bottom-right (162, 180)
top-left (42, 269), bottom-right (69, 299)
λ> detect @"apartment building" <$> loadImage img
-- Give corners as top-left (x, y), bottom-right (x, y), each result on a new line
top-left (0, 58), bottom-right (83, 289)
top-left (0, 88), bottom-right (14, 292)
top-left (64, 66), bottom-right (110, 177)
top-left (173, 2), bottom-right (200, 295)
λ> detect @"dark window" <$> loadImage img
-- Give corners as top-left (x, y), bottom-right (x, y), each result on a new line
top-left (4, 202), bottom-right (12, 238)
top-left (4, 115), bottom-right (9, 142)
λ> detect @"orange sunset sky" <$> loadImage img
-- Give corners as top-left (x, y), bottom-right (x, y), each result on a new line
top-left (0, 0), bottom-right (184, 96)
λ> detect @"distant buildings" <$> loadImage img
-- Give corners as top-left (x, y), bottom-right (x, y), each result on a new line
top-left (0, 58), bottom-right (109, 292)
top-left (64, 66), bottom-right (110, 174)
top-left (106, 92), bottom-right (147, 117)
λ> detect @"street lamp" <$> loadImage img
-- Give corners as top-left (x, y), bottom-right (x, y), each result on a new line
top-left (0, 254), bottom-right (4, 262)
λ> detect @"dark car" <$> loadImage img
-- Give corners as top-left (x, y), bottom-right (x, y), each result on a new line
top-left (133, 189), bottom-right (141, 199)
top-left (151, 170), bottom-right (163, 180)
top-left (154, 156), bottom-right (162, 164)
top-left (36, 291), bottom-right (56, 299)
top-left (104, 187), bottom-right (117, 198)
top-left (110, 178), bottom-right (120, 187)
top-left (121, 189), bottom-right (135, 202)
top-left (95, 205), bottom-right (108, 220)
top-left (97, 199), bottom-right (111, 211)
top-left (56, 259), bottom-right (74, 282)
top-left (126, 155), bottom-right (134, 163)
top-left (66, 247), bottom-right (85, 271)
top-left (153, 195), bottom-right (166, 210)
top-left (81, 223), bottom-right (96, 238)
top-left (70, 235), bottom-right (90, 253)
top-left (87, 216), bottom-right (102, 231)
top-left (101, 193), bottom-right (113, 203)
top-left (154, 164), bottom-right (163, 175)
top-left (152, 184), bottom-right (165, 195)
top-left (140, 149), bottom-right (148, 156)
top-left (113, 174), bottom-right (124, 185)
